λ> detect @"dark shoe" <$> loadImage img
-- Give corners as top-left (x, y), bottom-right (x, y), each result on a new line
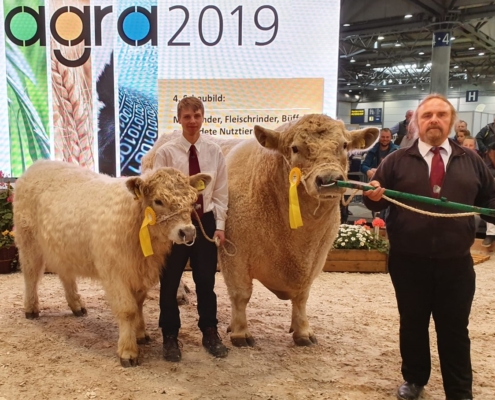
top-left (396, 382), bottom-right (424, 400)
top-left (202, 327), bottom-right (228, 358)
top-left (482, 235), bottom-right (494, 247)
top-left (162, 335), bottom-right (182, 362)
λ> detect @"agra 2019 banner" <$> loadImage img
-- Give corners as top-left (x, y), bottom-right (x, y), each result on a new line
top-left (0, 0), bottom-right (340, 177)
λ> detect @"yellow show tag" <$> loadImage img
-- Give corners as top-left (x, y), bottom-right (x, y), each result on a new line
top-left (195, 179), bottom-right (205, 191)
top-left (288, 168), bottom-right (303, 229)
top-left (139, 207), bottom-right (156, 257)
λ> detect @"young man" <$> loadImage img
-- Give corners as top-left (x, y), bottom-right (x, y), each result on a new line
top-left (364, 94), bottom-right (495, 400)
top-left (475, 116), bottom-right (495, 155)
top-left (360, 128), bottom-right (399, 180)
top-left (154, 97), bottom-right (229, 362)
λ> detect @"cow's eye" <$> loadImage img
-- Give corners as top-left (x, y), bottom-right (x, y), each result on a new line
top-left (343, 142), bottom-right (348, 150)
top-left (154, 199), bottom-right (164, 206)
top-left (291, 146), bottom-right (299, 154)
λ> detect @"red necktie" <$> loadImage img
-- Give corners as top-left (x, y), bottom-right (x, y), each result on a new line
top-left (430, 147), bottom-right (445, 198)
top-left (189, 145), bottom-right (204, 218)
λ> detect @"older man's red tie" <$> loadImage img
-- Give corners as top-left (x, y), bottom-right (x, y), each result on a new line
top-left (189, 145), bottom-right (204, 218)
top-left (430, 147), bottom-right (445, 198)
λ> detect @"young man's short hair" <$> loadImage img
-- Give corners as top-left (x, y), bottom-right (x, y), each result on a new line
top-left (177, 97), bottom-right (204, 118)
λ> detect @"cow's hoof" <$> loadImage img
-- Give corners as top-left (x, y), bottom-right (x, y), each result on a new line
top-left (231, 336), bottom-right (255, 347)
top-left (72, 308), bottom-right (88, 317)
top-left (137, 335), bottom-right (151, 345)
top-left (120, 357), bottom-right (139, 368)
top-left (294, 336), bottom-right (317, 346)
top-left (25, 312), bottom-right (39, 319)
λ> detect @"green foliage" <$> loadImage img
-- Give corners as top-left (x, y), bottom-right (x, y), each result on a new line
top-left (332, 224), bottom-right (389, 254)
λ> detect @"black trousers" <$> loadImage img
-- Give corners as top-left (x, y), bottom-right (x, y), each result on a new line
top-left (388, 251), bottom-right (475, 399)
top-left (158, 211), bottom-right (218, 336)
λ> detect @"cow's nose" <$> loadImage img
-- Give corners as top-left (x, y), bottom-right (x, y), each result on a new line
top-left (180, 226), bottom-right (197, 243)
top-left (315, 173), bottom-right (344, 189)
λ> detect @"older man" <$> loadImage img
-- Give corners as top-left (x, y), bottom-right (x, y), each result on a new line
top-left (364, 94), bottom-right (495, 400)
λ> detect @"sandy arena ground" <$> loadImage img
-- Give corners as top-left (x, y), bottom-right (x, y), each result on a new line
top-left (0, 259), bottom-right (494, 400)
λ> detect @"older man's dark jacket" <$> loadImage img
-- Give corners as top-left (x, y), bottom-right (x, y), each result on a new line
top-left (364, 139), bottom-right (495, 258)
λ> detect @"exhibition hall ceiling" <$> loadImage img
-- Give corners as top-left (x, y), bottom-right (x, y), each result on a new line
top-left (339, 0), bottom-right (495, 95)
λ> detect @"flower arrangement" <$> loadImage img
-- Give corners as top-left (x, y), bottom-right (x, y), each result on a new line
top-left (332, 218), bottom-right (389, 254)
top-left (0, 171), bottom-right (15, 249)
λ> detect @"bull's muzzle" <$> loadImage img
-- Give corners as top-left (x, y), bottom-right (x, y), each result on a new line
top-left (315, 172), bottom-right (345, 196)
top-left (179, 226), bottom-right (197, 244)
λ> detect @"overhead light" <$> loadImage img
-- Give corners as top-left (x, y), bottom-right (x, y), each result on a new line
top-left (349, 90), bottom-right (352, 92)
top-left (413, 85), bottom-right (417, 88)
top-left (366, 61), bottom-right (371, 67)
top-left (383, 90), bottom-right (387, 92)
top-left (469, 46), bottom-right (475, 50)
top-left (399, 80), bottom-right (402, 84)
top-left (395, 42), bottom-right (401, 47)
top-left (347, 83), bottom-right (351, 86)
top-left (451, 36), bottom-right (456, 41)
top-left (453, 65), bottom-right (459, 69)
top-left (374, 88), bottom-right (377, 90)
top-left (479, 52), bottom-right (485, 56)
top-left (404, 14), bottom-right (413, 18)
top-left (421, 87), bottom-right (424, 91)
top-left (493, 81), bottom-right (495, 84)
top-left (418, 51), bottom-right (424, 55)
top-left (377, 36), bottom-right (384, 40)
top-left (350, 57), bottom-right (356, 63)
top-left (358, 73), bottom-right (363, 76)
top-left (343, 23), bottom-right (351, 27)
top-left (388, 79), bottom-right (393, 83)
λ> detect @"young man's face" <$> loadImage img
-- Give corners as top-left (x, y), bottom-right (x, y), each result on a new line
top-left (463, 139), bottom-right (476, 150)
top-left (379, 130), bottom-right (392, 147)
top-left (178, 107), bottom-right (204, 137)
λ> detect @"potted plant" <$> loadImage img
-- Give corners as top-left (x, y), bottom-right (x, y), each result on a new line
top-left (325, 218), bottom-right (389, 273)
top-left (0, 171), bottom-right (16, 274)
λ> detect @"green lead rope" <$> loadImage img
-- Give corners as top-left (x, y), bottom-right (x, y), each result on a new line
top-left (334, 180), bottom-right (495, 218)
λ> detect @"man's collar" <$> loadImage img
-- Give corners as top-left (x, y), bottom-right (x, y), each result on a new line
top-left (180, 134), bottom-right (202, 152)
top-left (418, 137), bottom-right (451, 158)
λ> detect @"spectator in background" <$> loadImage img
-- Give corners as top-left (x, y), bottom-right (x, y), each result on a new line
top-left (454, 120), bottom-right (468, 136)
top-left (361, 128), bottom-right (399, 180)
top-left (482, 142), bottom-right (495, 247)
top-left (475, 116), bottom-right (495, 155)
top-left (399, 125), bottom-right (417, 149)
top-left (391, 110), bottom-right (414, 146)
top-left (454, 129), bottom-right (470, 146)
top-left (462, 136), bottom-right (478, 153)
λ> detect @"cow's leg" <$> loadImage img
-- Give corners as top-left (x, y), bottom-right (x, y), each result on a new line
top-left (176, 279), bottom-right (190, 305)
top-left (103, 282), bottom-right (140, 367)
top-left (289, 288), bottom-right (317, 346)
top-left (20, 241), bottom-right (45, 319)
top-left (58, 274), bottom-right (87, 317)
top-left (134, 289), bottom-right (150, 344)
top-left (223, 266), bottom-right (255, 347)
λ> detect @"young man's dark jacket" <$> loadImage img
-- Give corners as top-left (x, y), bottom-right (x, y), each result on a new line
top-left (360, 141), bottom-right (400, 174)
top-left (364, 139), bottom-right (495, 259)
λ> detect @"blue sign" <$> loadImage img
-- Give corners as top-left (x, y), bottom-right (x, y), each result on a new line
top-left (466, 90), bottom-right (479, 103)
top-left (433, 32), bottom-right (451, 47)
top-left (368, 108), bottom-right (382, 123)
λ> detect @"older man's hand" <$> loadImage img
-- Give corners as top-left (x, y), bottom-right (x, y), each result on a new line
top-left (363, 180), bottom-right (386, 202)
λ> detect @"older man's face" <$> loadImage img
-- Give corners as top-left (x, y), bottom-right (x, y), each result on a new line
top-left (405, 110), bottom-right (414, 121)
top-left (417, 98), bottom-right (453, 146)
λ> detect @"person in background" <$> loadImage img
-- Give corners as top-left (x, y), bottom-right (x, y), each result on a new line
top-left (475, 116), bottom-right (495, 155)
top-left (361, 128), bottom-right (399, 180)
top-left (462, 136), bottom-right (478, 153)
top-left (454, 129), bottom-right (468, 146)
top-left (482, 142), bottom-right (495, 247)
top-left (391, 110), bottom-right (414, 146)
top-left (454, 120), bottom-right (468, 137)
top-left (363, 94), bottom-right (495, 400)
top-left (154, 96), bottom-right (229, 362)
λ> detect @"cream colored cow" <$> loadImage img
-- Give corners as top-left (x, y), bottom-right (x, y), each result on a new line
top-left (143, 115), bottom-right (378, 347)
top-left (14, 160), bottom-right (211, 367)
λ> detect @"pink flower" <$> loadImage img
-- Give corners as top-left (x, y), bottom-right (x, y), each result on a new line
top-left (7, 195), bottom-right (13, 203)
top-left (0, 170), bottom-right (3, 178)
top-left (354, 219), bottom-right (367, 226)
top-left (372, 217), bottom-right (386, 228)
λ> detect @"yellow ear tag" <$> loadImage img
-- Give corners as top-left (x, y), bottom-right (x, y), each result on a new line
top-left (195, 179), bottom-right (205, 191)
top-left (288, 168), bottom-right (303, 229)
top-left (139, 207), bottom-right (156, 257)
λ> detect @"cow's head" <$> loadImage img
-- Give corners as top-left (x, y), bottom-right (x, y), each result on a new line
top-left (126, 167), bottom-right (212, 244)
top-left (254, 115), bottom-right (379, 199)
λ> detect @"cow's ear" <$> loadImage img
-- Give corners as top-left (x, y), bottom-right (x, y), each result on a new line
top-left (254, 125), bottom-right (281, 149)
top-left (347, 127), bottom-right (380, 151)
top-left (189, 173), bottom-right (212, 194)
top-left (126, 177), bottom-right (147, 199)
